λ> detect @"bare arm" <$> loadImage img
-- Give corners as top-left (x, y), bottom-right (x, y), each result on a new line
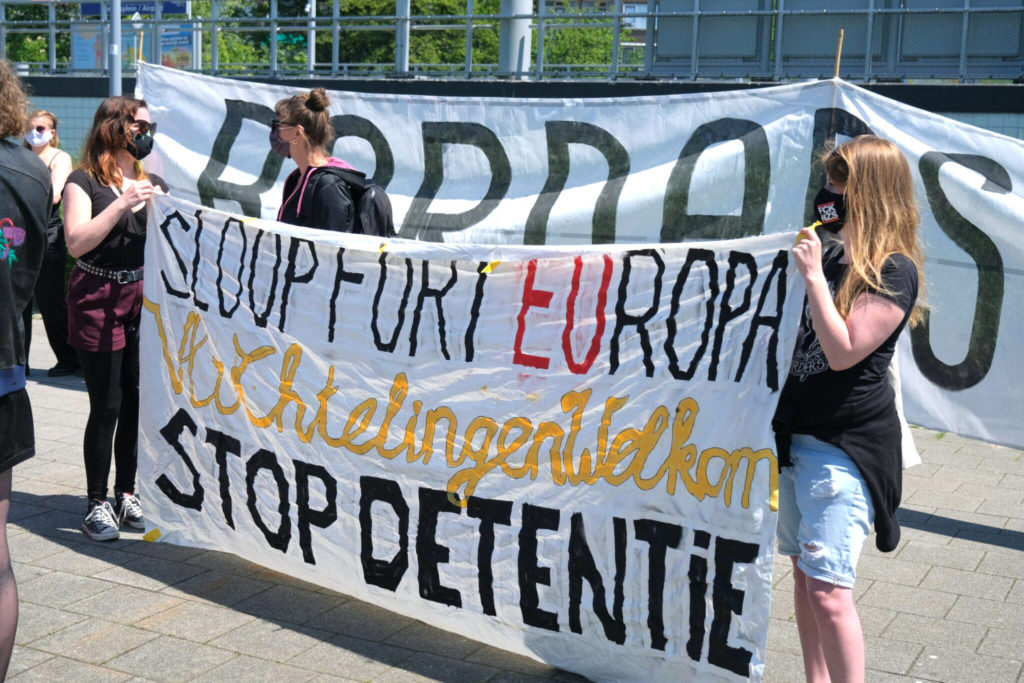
top-left (63, 179), bottom-right (154, 258)
top-left (794, 227), bottom-right (907, 371)
top-left (49, 151), bottom-right (72, 205)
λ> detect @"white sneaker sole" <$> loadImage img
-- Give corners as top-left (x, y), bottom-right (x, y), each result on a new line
top-left (81, 522), bottom-right (120, 542)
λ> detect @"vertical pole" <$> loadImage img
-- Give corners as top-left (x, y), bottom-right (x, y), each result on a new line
top-left (833, 27), bottom-right (844, 78)
top-left (689, 0), bottom-right (698, 80)
top-left (864, 0), bottom-right (874, 81)
top-left (270, 0), bottom-right (279, 76)
top-left (307, 0), bottom-right (316, 75)
top-left (464, 0), bottom-right (473, 77)
top-left (0, 3), bottom-right (6, 61)
top-left (152, 0), bottom-right (163, 66)
top-left (773, 0), bottom-right (784, 81)
top-left (643, 0), bottom-right (655, 76)
top-left (211, 0), bottom-right (219, 74)
top-left (48, 2), bottom-right (57, 73)
top-left (611, 0), bottom-right (621, 78)
top-left (395, 0), bottom-right (410, 75)
top-left (331, 0), bottom-right (339, 76)
top-left (958, 0), bottom-right (969, 80)
top-left (110, 0), bottom-right (123, 95)
top-left (535, 0), bottom-right (545, 78)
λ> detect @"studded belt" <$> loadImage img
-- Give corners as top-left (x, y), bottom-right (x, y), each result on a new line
top-left (76, 260), bottom-right (144, 284)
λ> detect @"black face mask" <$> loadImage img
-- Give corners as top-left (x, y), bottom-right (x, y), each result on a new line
top-left (813, 186), bottom-right (846, 233)
top-left (128, 133), bottom-right (154, 161)
top-left (269, 128), bottom-right (291, 158)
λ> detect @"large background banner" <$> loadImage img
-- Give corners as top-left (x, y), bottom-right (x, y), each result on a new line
top-left (140, 193), bottom-right (803, 681)
top-left (137, 64), bottom-right (1024, 450)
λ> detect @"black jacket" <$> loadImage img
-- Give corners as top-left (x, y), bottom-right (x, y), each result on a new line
top-left (277, 159), bottom-right (357, 233)
top-left (0, 141), bottom-right (49, 395)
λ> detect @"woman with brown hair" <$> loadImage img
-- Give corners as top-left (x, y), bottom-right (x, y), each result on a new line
top-left (774, 135), bottom-right (924, 682)
top-left (0, 57), bottom-right (50, 680)
top-left (63, 95), bottom-right (167, 542)
top-left (23, 109), bottom-right (79, 377)
top-left (271, 87), bottom-right (358, 232)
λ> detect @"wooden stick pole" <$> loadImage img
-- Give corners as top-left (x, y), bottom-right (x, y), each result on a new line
top-left (834, 28), bottom-right (845, 79)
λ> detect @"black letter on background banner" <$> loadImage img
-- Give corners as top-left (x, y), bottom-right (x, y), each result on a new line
top-left (913, 152), bottom-right (1007, 390)
top-left (359, 476), bottom-right (409, 591)
top-left (245, 449), bottom-right (291, 553)
top-left (294, 461), bottom-right (338, 566)
top-left (198, 99), bottom-right (284, 217)
top-left (708, 537), bottom-right (758, 677)
top-left (403, 122), bottom-right (511, 241)
top-left (662, 118), bottom-right (770, 241)
top-left (156, 409), bottom-right (204, 511)
top-left (205, 428), bottom-right (241, 528)
top-left (330, 114), bottom-right (395, 189)
top-left (519, 503), bottom-right (560, 632)
top-left (804, 109), bottom-right (874, 226)
top-left (467, 496), bottom-right (513, 617)
top-left (568, 514), bottom-right (627, 644)
top-left (525, 121), bottom-right (630, 245)
top-left (634, 518), bottom-right (682, 651)
top-left (417, 488), bottom-right (462, 608)
top-left (665, 249), bottom-right (719, 381)
top-left (610, 250), bottom-right (665, 377)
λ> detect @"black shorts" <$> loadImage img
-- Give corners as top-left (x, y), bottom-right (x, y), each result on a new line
top-left (0, 388), bottom-right (34, 473)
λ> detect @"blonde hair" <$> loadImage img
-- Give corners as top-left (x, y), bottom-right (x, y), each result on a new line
top-left (823, 135), bottom-right (925, 327)
top-left (25, 109), bottom-right (60, 149)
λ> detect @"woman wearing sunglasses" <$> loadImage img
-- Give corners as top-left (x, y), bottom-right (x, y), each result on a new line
top-left (270, 87), bottom-right (358, 233)
top-left (63, 96), bottom-right (167, 542)
top-left (22, 110), bottom-right (80, 377)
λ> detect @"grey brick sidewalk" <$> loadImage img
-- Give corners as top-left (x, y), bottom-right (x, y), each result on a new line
top-left (8, 317), bottom-right (1024, 682)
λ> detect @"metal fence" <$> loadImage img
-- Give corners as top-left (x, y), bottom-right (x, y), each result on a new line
top-left (1, 0), bottom-right (1022, 81)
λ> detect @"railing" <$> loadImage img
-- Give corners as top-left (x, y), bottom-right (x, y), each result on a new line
top-left (1, 0), bottom-right (1021, 81)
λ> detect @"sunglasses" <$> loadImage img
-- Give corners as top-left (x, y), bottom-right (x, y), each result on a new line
top-left (270, 119), bottom-right (295, 130)
top-left (30, 125), bottom-right (50, 134)
top-left (131, 119), bottom-right (157, 136)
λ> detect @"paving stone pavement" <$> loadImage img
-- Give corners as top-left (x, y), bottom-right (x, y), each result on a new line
top-left (7, 317), bottom-right (1024, 682)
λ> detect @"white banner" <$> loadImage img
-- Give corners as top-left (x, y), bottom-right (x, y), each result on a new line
top-left (139, 193), bottom-right (804, 681)
top-left (137, 64), bottom-right (1024, 450)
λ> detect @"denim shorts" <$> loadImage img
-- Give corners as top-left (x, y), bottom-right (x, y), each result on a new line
top-left (777, 434), bottom-right (874, 588)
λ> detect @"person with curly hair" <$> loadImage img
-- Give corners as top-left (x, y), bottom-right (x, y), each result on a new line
top-left (0, 58), bottom-right (50, 680)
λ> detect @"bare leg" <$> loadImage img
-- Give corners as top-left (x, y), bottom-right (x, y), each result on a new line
top-left (805, 573), bottom-right (865, 683)
top-left (0, 468), bottom-right (17, 681)
top-left (791, 558), bottom-right (831, 682)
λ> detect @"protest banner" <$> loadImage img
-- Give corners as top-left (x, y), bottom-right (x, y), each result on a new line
top-left (136, 64), bottom-right (1024, 451)
top-left (139, 193), bottom-right (804, 681)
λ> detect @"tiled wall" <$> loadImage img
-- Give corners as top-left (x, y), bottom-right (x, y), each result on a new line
top-left (22, 95), bottom-right (1024, 164)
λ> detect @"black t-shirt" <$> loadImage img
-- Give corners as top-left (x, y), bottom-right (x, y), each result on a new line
top-left (781, 246), bottom-right (919, 414)
top-left (65, 169), bottom-right (168, 269)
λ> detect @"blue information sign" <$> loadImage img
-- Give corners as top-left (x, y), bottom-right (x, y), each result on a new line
top-left (80, 2), bottom-right (188, 17)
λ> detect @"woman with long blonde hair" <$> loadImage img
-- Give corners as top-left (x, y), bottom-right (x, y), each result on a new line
top-left (23, 109), bottom-right (79, 376)
top-left (774, 135), bottom-right (924, 682)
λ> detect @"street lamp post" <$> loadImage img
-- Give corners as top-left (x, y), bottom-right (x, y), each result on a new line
top-left (110, 0), bottom-right (122, 95)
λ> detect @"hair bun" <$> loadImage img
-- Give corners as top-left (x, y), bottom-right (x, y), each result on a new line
top-left (306, 87), bottom-right (329, 112)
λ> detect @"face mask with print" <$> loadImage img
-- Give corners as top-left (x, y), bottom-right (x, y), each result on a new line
top-left (813, 186), bottom-right (846, 233)
top-left (128, 133), bottom-right (154, 161)
top-left (269, 127), bottom-right (291, 158)
top-left (25, 129), bottom-right (53, 147)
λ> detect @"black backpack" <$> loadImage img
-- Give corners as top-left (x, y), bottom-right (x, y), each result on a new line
top-left (334, 169), bottom-right (396, 238)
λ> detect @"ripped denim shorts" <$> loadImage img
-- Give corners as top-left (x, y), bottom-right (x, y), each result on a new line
top-left (777, 434), bottom-right (874, 588)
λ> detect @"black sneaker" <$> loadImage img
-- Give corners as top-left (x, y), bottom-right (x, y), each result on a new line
top-left (113, 491), bottom-right (144, 530)
top-left (47, 361), bottom-right (80, 377)
top-left (82, 500), bottom-right (120, 541)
